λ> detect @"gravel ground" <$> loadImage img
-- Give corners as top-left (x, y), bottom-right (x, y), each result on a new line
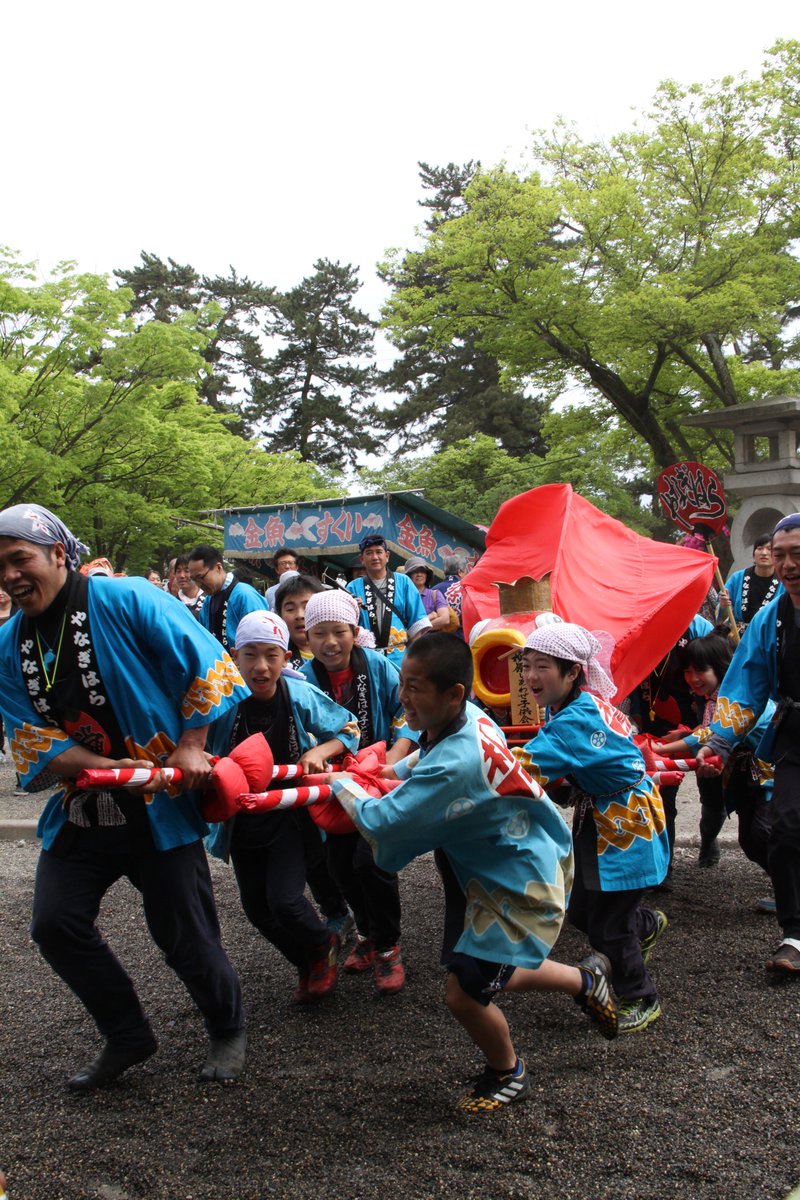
top-left (2, 792), bottom-right (800, 1200)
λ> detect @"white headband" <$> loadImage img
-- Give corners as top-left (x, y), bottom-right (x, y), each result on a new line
top-left (235, 611), bottom-right (290, 651)
top-left (304, 590), bottom-right (360, 630)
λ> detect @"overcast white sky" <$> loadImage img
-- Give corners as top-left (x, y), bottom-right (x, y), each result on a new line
top-left (3, 0), bottom-right (796, 359)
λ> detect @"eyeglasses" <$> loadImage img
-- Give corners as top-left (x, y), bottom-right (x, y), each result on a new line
top-left (190, 565), bottom-right (213, 585)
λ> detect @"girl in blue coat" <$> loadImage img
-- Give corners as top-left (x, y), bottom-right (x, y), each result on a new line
top-left (518, 623), bottom-right (670, 1035)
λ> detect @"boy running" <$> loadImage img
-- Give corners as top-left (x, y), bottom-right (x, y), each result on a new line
top-left (518, 623), bottom-right (670, 1034)
top-left (329, 633), bottom-right (617, 1113)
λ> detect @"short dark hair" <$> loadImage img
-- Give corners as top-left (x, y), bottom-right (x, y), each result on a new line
top-left (273, 546), bottom-right (298, 566)
top-left (753, 534), bottom-right (772, 550)
top-left (678, 631), bottom-right (734, 678)
top-left (174, 552), bottom-right (191, 569)
top-left (405, 632), bottom-right (473, 695)
top-left (274, 574), bottom-right (326, 615)
top-left (188, 544), bottom-right (222, 568)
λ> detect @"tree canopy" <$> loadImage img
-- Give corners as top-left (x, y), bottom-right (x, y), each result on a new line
top-left (381, 41), bottom-right (800, 497)
top-left (247, 258), bottom-right (379, 471)
top-left (0, 251), bottom-right (333, 572)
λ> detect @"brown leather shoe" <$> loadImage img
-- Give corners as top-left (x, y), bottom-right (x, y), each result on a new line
top-left (766, 943), bottom-right (800, 973)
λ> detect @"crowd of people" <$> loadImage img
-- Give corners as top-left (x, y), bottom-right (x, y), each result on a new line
top-left (0, 505), bottom-right (798, 1120)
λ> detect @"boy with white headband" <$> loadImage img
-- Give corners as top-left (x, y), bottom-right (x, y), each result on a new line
top-left (517, 622), bottom-right (670, 1034)
top-left (300, 589), bottom-right (417, 993)
top-left (207, 611), bottom-right (360, 1005)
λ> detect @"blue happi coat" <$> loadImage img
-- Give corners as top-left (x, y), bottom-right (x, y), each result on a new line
top-left (333, 707), bottom-right (573, 968)
top-left (346, 572), bottom-right (430, 667)
top-left (679, 698), bottom-right (776, 799)
top-left (0, 577), bottom-right (249, 852)
top-left (703, 597), bottom-right (787, 766)
top-left (198, 575), bottom-right (269, 647)
top-left (518, 691), bottom-right (669, 891)
top-left (298, 646), bottom-right (419, 749)
top-left (205, 674), bottom-right (360, 859)
top-left (717, 568), bottom-right (783, 625)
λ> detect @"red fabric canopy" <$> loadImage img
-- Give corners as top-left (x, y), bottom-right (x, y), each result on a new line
top-left (461, 485), bottom-right (716, 701)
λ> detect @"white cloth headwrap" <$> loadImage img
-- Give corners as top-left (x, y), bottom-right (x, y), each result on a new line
top-left (524, 622), bottom-right (616, 700)
top-left (0, 504), bottom-right (90, 571)
top-left (235, 611), bottom-right (290, 651)
top-left (234, 611), bottom-right (307, 678)
top-left (304, 590), bottom-right (376, 649)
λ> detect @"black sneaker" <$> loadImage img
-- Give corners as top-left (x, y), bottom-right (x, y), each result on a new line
top-left (576, 953), bottom-right (618, 1040)
top-left (455, 1058), bottom-right (530, 1114)
top-left (640, 910), bottom-right (668, 965)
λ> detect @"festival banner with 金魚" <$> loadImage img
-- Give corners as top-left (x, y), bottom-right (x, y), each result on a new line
top-left (219, 492), bottom-right (483, 577)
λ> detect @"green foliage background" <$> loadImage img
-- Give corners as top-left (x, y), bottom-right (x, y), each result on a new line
top-left (3, 41), bottom-right (800, 565)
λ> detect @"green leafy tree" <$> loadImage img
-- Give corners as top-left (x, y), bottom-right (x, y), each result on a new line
top-left (379, 162), bottom-right (548, 458)
top-left (248, 258), bottom-right (378, 471)
top-left (114, 251), bottom-right (275, 433)
top-left (358, 435), bottom-right (542, 525)
top-left (0, 250), bottom-right (333, 572)
top-left (381, 43), bottom-right (800, 496)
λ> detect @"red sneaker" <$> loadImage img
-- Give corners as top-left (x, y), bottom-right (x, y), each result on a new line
top-left (374, 945), bottom-right (405, 994)
top-left (343, 936), bottom-right (374, 973)
top-left (307, 933), bottom-right (339, 999)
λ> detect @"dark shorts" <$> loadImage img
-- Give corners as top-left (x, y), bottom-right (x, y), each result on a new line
top-left (434, 848), bottom-right (516, 1007)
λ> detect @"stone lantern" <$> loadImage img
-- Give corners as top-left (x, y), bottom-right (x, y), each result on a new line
top-left (684, 395), bottom-right (800, 571)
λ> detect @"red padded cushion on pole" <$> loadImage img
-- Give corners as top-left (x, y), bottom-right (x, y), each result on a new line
top-left (228, 732), bottom-right (275, 790)
top-left (202, 758), bottom-right (250, 823)
top-left (308, 797), bottom-right (356, 836)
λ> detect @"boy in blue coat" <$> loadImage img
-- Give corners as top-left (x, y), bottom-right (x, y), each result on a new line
top-left (207, 611), bottom-right (359, 1005)
top-left (300, 589), bottom-right (417, 993)
top-left (330, 633), bottom-right (617, 1114)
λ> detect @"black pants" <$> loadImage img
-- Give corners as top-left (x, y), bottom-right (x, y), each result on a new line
top-left (230, 812), bottom-right (330, 972)
top-left (725, 763), bottom-right (771, 875)
top-left (297, 811), bottom-right (348, 920)
top-left (660, 784), bottom-right (678, 867)
top-left (698, 775), bottom-right (727, 844)
top-left (569, 820), bottom-right (658, 1003)
top-left (767, 759), bottom-right (800, 939)
top-left (326, 831), bottom-right (401, 951)
top-left (31, 839), bottom-right (244, 1050)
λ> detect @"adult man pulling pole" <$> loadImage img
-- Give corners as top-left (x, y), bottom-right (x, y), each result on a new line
top-left (697, 513), bottom-right (800, 975)
top-left (0, 505), bottom-right (249, 1090)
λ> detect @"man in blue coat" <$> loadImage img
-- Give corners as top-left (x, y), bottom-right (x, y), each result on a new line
top-left (0, 506), bottom-right (249, 1091)
top-left (188, 542), bottom-right (269, 651)
top-left (698, 513), bottom-right (800, 975)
